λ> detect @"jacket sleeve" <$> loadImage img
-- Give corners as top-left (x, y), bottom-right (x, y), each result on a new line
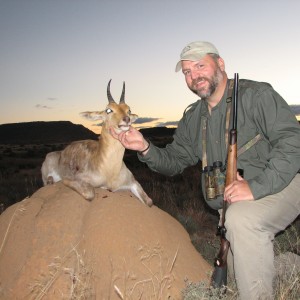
top-left (138, 108), bottom-right (200, 176)
top-left (247, 85), bottom-right (300, 199)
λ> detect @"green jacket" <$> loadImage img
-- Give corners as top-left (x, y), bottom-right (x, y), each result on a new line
top-left (139, 79), bottom-right (300, 210)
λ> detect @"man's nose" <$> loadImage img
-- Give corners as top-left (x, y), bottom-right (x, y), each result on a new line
top-left (190, 69), bottom-right (200, 80)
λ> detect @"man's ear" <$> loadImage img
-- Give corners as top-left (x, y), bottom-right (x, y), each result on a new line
top-left (218, 57), bottom-right (225, 72)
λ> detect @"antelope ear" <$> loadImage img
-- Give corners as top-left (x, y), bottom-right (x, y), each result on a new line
top-left (130, 114), bottom-right (138, 123)
top-left (80, 111), bottom-right (106, 121)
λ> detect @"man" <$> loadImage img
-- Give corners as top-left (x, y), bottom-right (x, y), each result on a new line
top-left (110, 41), bottom-right (300, 299)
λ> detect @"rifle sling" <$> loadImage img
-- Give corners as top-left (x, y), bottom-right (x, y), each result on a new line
top-left (237, 133), bottom-right (262, 157)
top-left (202, 80), bottom-right (233, 169)
top-left (201, 80), bottom-right (262, 170)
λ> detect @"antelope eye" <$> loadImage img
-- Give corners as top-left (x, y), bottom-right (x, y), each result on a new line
top-left (128, 110), bottom-right (131, 114)
top-left (105, 108), bottom-right (113, 114)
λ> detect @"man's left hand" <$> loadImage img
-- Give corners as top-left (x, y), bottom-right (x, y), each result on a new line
top-left (224, 172), bottom-right (254, 203)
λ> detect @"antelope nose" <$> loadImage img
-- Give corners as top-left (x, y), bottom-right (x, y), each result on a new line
top-left (123, 116), bottom-right (130, 123)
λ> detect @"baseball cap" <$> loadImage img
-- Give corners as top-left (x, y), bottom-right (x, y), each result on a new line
top-left (175, 41), bottom-right (219, 72)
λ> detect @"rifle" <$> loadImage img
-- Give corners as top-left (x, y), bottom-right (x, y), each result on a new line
top-left (211, 73), bottom-right (239, 289)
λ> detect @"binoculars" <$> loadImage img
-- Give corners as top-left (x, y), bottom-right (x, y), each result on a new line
top-left (203, 161), bottom-right (226, 200)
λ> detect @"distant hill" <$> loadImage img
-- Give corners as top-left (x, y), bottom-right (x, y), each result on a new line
top-left (0, 122), bottom-right (177, 145)
top-left (290, 104), bottom-right (300, 116)
top-left (0, 121), bottom-right (98, 144)
top-left (140, 126), bottom-right (176, 138)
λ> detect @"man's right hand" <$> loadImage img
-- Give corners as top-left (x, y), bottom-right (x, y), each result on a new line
top-left (109, 126), bottom-right (150, 154)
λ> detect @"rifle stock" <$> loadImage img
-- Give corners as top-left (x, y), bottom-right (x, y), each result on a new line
top-left (211, 73), bottom-right (239, 289)
top-left (211, 238), bottom-right (230, 287)
top-left (225, 129), bottom-right (237, 186)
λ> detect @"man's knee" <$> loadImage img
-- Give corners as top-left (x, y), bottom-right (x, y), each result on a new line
top-left (225, 202), bottom-right (259, 234)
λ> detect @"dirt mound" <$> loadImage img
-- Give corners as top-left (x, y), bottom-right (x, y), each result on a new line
top-left (0, 183), bottom-right (212, 299)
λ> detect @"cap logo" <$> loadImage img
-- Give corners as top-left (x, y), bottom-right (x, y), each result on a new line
top-left (182, 45), bottom-right (191, 55)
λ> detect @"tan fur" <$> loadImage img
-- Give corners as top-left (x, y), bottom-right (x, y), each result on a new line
top-left (41, 85), bottom-right (152, 207)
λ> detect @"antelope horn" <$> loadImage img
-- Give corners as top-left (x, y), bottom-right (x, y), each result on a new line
top-left (119, 81), bottom-right (125, 103)
top-left (107, 79), bottom-right (115, 103)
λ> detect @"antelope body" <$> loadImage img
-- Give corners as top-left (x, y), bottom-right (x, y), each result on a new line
top-left (41, 80), bottom-right (153, 207)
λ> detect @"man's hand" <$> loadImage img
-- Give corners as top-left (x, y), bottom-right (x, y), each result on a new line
top-left (109, 126), bottom-right (149, 154)
top-left (224, 172), bottom-right (254, 203)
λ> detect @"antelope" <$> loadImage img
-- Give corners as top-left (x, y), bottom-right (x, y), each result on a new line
top-left (41, 80), bottom-right (153, 207)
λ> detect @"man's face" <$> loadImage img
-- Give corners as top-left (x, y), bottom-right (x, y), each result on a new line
top-left (181, 55), bottom-right (225, 99)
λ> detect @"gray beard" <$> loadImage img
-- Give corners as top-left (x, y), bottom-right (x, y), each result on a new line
top-left (190, 69), bottom-right (223, 100)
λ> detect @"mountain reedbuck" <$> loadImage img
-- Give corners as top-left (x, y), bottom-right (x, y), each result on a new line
top-left (41, 80), bottom-right (153, 207)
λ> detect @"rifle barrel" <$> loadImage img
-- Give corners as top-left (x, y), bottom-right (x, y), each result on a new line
top-left (233, 73), bottom-right (239, 130)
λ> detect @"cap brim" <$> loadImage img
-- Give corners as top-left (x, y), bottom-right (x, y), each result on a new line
top-left (175, 53), bottom-right (208, 72)
top-left (175, 61), bottom-right (182, 72)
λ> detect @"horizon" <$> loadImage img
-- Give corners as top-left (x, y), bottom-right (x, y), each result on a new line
top-left (1, 1), bottom-right (300, 134)
top-left (1, 103), bottom-right (299, 135)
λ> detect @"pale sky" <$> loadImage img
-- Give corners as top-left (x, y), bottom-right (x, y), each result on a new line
top-left (1, 0), bottom-right (300, 134)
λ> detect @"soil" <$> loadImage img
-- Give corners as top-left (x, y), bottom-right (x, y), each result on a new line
top-left (0, 182), bottom-right (212, 299)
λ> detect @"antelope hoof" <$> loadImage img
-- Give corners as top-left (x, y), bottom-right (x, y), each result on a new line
top-left (146, 198), bottom-right (153, 207)
top-left (81, 188), bottom-right (95, 201)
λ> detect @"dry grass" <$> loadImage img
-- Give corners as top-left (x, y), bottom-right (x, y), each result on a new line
top-left (29, 243), bottom-right (94, 300)
top-left (181, 222), bottom-right (300, 300)
top-left (28, 242), bottom-right (180, 299)
top-left (0, 200), bottom-right (27, 256)
top-left (0, 143), bottom-right (299, 299)
top-left (113, 244), bottom-right (179, 300)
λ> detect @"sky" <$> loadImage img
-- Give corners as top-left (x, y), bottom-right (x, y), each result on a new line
top-left (0, 0), bottom-right (300, 134)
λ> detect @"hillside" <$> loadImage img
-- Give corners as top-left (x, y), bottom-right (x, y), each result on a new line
top-left (140, 126), bottom-right (176, 137)
top-left (0, 121), bottom-right (99, 144)
top-left (0, 121), bottom-right (176, 145)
